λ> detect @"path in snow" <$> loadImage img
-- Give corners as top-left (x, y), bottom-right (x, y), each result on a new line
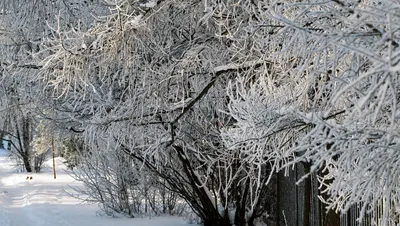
top-left (0, 149), bottom-right (194, 226)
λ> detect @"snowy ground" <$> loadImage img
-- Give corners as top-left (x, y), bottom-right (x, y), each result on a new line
top-left (0, 148), bottom-right (195, 226)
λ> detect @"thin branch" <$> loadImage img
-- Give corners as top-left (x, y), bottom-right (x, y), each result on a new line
top-left (168, 60), bottom-right (267, 145)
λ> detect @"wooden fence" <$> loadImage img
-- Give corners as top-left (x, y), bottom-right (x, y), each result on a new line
top-left (341, 200), bottom-right (400, 226)
top-left (277, 163), bottom-right (400, 226)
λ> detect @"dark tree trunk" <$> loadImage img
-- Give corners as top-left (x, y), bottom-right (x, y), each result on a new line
top-left (0, 131), bottom-right (4, 149)
top-left (203, 217), bottom-right (232, 226)
top-left (22, 154), bottom-right (32, 172)
top-left (123, 145), bottom-right (234, 226)
top-left (247, 214), bottom-right (257, 226)
top-left (234, 178), bottom-right (250, 226)
top-left (21, 116), bottom-right (33, 172)
top-left (173, 145), bottom-right (232, 225)
top-left (14, 115), bottom-right (33, 173)
top-left (0, 116), bottom-right (11, 149)
top-left (323, 210), bottom-right (340, 226)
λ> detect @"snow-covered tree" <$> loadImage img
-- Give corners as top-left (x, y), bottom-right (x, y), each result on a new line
top-left (33, 0), bottom-right (275, 224)
top-left (0, 0), bottom-right (104, 172)
top-left (3, 0), bottom-right (400, 225)
top-left (218, 0), bottom-right (400, 225)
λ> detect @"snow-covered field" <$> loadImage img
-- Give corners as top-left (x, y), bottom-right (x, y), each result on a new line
top-left (0, 148), bottom-right (194, 226)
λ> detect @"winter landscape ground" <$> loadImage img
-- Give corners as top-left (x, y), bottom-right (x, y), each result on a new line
top-left (0, 148), bottom-right (194, 226)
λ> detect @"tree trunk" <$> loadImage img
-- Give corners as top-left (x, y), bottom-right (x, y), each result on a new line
top-left (203, 216), bottom-right (232, 226)
top-left (20, 116), bottom-right (33, 172)
top-left (247, 214), bottom-right (257, 226)
top-left (0, 131), bottom-right (4, 149)
top-left (173, 145), bottom-right (231, 225)
top-left (234, 204), bottom-right (247, 226)
top-left (234, 178), bottom-right (250, 226)
top-left (22, 154), bottom-right (32, 172)
top-left (323, 210), bottom-right (340, 226)
top-left (161, 182), bottom-right (167, 214)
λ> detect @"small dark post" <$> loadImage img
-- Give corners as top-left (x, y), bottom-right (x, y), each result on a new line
top-left (52, 137), bottom-right (56, 179)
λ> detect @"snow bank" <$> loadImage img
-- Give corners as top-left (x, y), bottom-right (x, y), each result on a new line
top-left (0, 150), bottom-right (196, 226)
